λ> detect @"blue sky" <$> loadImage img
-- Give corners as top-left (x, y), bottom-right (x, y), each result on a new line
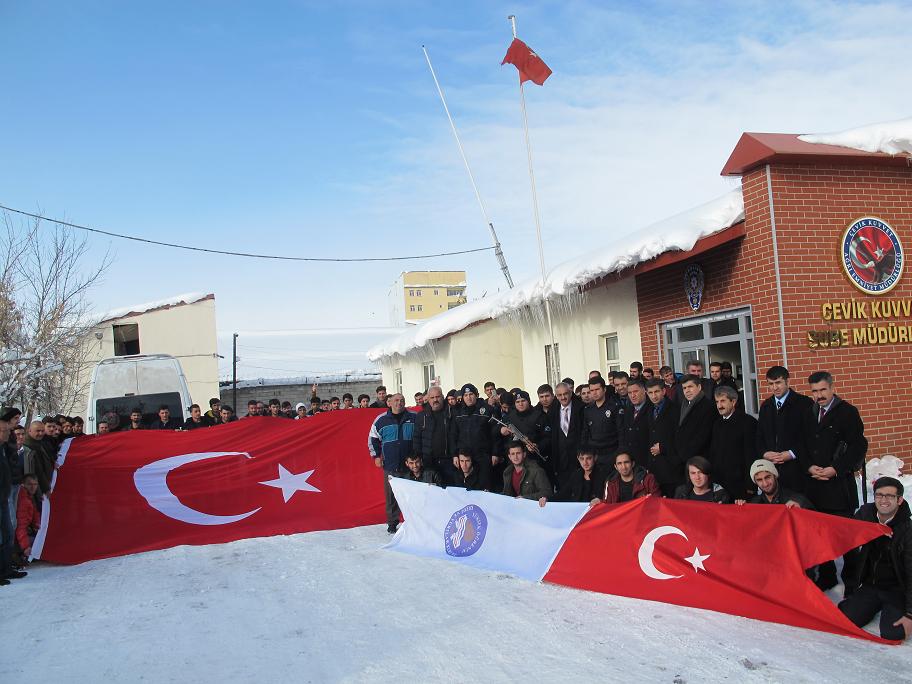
top-left (2, 1), bottom-right (911, 379)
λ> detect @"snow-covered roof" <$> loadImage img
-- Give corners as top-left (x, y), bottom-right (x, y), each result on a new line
top-left (798, 117), bottom-right (912, 155)
top-left (95, 292), bottom-right (213, 324)
top-left (230, 370), bottom-right (382, 389)
top-left (368, 187), bottom-right (744, 361)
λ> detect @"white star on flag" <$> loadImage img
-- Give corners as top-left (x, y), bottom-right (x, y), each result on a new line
top-left (684, 547), bottom-right (710, 572)
top-left (259, 465), bottom-right (320, 502)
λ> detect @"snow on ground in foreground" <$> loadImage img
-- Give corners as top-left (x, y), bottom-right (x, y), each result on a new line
top-left (2, 526), bottom-right (910, 683)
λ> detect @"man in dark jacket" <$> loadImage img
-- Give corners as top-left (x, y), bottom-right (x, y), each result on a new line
top-left (674, 375), bottom-right (715, 463)
top-left (450, 450), bottom-right (486, 490)
top-left (499, 390), bottom-right (547, 467)
top-left (645, 378), bottom-right (682, 496)
top-left (546, 450), bottom-right (608, 504)
top-left (581, 377), bottom-right (619, 459)
top-left (707, 385), bottom-right (757, 501)
top-left (550, 382), bottom-right (585, 489)
top-left (618, 378), bottom-right (650, 468)
top-left (368, 393), bottom-right (415, 533)
top-left (412, 387), bottom-right (453, 481)
top-left (839, 477), bottom-right (912, 641)
top-left (756, 365), bottom-right (813, 493)
top-left (397, 454), bottom-right (442, 487)
top-left (183, 404), bottom-right (212, 429)
top-left (502, 441), bottom-right (551, 502)
top-left (800, 371), bottom-right (867, 589)
top-left (673, 361), bottom-right (713, 403)
top-left (451, 384), bottom-right (499, 490)
top-left (674, 456), bottom-right (731, 503)
top-left (149, 406), bottom-right (182, 430)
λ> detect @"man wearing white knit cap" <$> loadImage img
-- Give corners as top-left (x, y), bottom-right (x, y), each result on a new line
top-left (735, 459), bottom-right (813, 509)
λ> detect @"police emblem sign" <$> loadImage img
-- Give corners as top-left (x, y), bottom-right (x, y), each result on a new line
top-left (842, 216), bottom-right (903, 294)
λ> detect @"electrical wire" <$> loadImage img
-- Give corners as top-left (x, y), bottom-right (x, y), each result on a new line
top-left (0, 204), bottom-right (494, 262)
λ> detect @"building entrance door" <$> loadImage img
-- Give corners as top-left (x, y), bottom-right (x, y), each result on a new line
top-left (662, 307), bottom-right (759, 415)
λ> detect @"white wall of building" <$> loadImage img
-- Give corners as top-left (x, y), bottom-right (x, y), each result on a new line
top-left (73, 296), bottom-right (220, 417)
top-left (380, 318), bottom-right (524, 397)
top-left (519, 278), bottom-right (642, 389)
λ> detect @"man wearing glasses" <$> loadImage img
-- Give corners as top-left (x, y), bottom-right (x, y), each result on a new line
top-left (839, 477), bottom-right (912, 641)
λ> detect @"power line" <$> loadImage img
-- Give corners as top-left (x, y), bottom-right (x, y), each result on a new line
top-left (0, 204), bottom-right (494, 262)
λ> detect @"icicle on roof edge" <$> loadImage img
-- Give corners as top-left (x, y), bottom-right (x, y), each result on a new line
top-left (368, 186), bottom-right (745, 362)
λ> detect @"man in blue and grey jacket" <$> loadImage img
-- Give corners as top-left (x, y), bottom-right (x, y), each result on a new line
top-left (368, 393), bottom-right (415, 533)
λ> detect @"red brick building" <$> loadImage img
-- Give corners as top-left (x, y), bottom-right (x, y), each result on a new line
top-left (634, 133), bottom-right (912, 464)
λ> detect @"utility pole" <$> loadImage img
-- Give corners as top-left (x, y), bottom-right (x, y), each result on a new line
top-left (232, 333), bottom-right (238, 412)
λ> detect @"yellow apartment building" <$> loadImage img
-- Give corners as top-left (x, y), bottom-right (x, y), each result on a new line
top-left (390, 271), bottom-right (467, 324)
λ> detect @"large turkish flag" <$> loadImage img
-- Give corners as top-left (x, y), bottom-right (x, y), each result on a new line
top-left (544, 497), bottom-right (894, 643)
top-left (34, 412), bottom-right (387, 564)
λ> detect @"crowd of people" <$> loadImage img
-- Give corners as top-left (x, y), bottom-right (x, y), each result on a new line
top-left (366, 361), bottom-right (912, 641)
top-left (2, 361), bottom-right (909, 640)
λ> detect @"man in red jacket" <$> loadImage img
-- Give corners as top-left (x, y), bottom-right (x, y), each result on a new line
top-left (603, 452), bottom-right (659, 503)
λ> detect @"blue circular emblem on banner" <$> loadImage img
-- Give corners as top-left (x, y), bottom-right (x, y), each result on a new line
top-left (443, 504), bottom-right (487, 557)
top-left (842, 217), bottom-right (904, 294)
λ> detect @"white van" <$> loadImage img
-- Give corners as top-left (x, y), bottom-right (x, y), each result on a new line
top-left (86, 354), bottom-right (192, 433)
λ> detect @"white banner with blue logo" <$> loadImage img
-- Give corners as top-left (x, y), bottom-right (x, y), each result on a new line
top-left (385, 478), bottom-right (590, 581)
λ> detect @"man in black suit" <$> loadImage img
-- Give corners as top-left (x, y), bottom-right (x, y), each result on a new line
top-left (645, 378), bottom-right (681, 496)
top-left (618, 378), bottom-right (651, 468)
top-left (800, 370), bottom-right (868, 590)
top-left (674, 374), bottom-right (715, 464)
top-left (756, 365), bottom-right (813, 493)
top-left (707, 385), bottom-right (757, 501)
top-left (674, 361), bottom-right (713, 404)
top-left (550, 382), bottom-right (585, 488)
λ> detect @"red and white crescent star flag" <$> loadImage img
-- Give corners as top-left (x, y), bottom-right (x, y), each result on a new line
top-left (33, 412), bottom-right (387, 564)
top-left (502, 37), bottom-right (552, 85)
top-left (545, 497), bottom-right (892, 643)
top-left (389, 483), bottom-right (895, 644)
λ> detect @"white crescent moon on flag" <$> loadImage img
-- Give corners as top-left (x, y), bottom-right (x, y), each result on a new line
top-left (133, 451), bottom-right (261, 526)
top-left (637, 525), bottom-right (687, 580)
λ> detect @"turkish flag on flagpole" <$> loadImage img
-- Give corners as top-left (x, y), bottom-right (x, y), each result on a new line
top-left (544, 497), bottom-right (896, 644)
top-left (502, 37), bottom-right (552, 85)
top-left (33, 412), bottom-right (387, 564)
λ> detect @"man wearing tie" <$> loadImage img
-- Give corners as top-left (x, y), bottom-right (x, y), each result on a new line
top-left (756, 366), bottom-right (813, 493)
top-left (801, 371), bottom-right (868, 590)
top-left (550, 382), bottom-right (584, 488)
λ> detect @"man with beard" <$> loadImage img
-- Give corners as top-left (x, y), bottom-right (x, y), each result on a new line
top-left (603, 451), bottom-right (659, 504)
top-left (451, 383), bottom-right (499, 490)
top-left (501, 441), bottom-right (551, 502)
top-left (734, 460), bottom-right (812, 509)
top-left (756, 365), bottom-right (812, 493)
top-left (412, 386), bottom-right (454, 482)
top-left (707, 385), bottom-right (757, 501)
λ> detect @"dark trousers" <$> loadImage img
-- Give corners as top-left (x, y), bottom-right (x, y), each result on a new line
top-left (0, 492), bottom-right (12, 576)
top-left (839, 586), bottom-right (906, 641)
top-left (476, 454), bottom-right (494, 492)
top-left (431, 457), bottom-right (457, 485)
top-left (383, 471), bottom-right (401, 527)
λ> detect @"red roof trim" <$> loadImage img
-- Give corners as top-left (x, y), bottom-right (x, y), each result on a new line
top-left (721, 132), bottom-right (910, 176)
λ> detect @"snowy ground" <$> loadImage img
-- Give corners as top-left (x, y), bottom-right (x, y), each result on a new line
top-left (2, 526), bottom-right (910, 683)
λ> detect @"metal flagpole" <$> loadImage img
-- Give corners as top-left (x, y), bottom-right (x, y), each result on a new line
top-left (422, 45), bottom-right (514, 289)
top-left (508, 15), bottom-right (559, 385)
